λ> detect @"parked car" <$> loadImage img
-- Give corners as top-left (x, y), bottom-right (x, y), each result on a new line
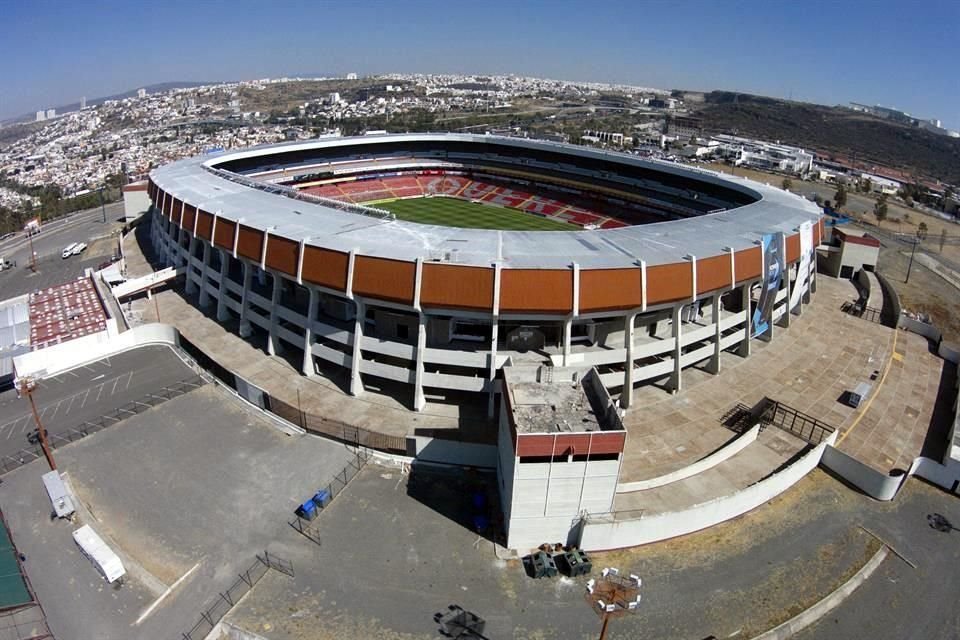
top-left (72, 242), bottom-right (88, 255)
top-left (62, 243), bottom-right (79, 259)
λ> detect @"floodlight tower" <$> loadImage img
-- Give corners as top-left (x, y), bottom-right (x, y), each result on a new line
top-left (585, 567), bottom-right (642, 640)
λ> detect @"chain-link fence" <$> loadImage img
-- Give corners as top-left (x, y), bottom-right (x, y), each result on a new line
top-left (269, 396), bottom-right (408, 454)
top-left (288, 448), bottom-right (370, 545)
top-left (0, 376), bottom-right (206, 477)
top-left (180, 551), bottom-right (293, 640)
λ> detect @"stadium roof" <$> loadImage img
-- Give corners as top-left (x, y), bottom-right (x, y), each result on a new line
top-left (151, 133), bottom-right (821, 269)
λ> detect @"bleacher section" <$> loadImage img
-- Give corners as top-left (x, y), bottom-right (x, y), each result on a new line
top-left (299, 171), bottom-right (643, 229)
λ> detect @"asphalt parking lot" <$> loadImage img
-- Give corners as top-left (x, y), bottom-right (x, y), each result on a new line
top-left (224, 464), bottom-right (960, 640)
top-left (0, 345), bottom-right (195, 460)
top-left (0, 384), bottom-right (355, 640)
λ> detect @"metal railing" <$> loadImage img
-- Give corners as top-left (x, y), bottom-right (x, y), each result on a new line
top-left (202, 165), bottom-right (396, 221)
top-left (269, 397), bottom-right (408, 455)
top-left (179, 551), bottom-right (293, 640)
top-left (840, 301), bottom-right (883, 324)
top-left (763, 398), bottom-right (836, 445)
top-left (0, 377), bottom-right (206, 476)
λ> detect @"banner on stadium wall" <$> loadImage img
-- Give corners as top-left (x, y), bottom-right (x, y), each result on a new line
top-left (752, 232), bottom-right (785, 338)
top-left (789, 221), bottom-right (814, 310)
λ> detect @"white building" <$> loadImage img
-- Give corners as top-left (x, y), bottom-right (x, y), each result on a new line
top-left (860, 173), bottom-right (900, 196)
top-left (713, 135), bottom-right (814, 175)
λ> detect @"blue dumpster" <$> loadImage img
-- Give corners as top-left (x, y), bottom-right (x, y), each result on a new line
top-left (296, 499), bottom-right (318, 521)
top-left (312, 489), bottom-right (331, 509)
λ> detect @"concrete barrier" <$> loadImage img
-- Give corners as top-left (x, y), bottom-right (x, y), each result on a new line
top-left (580, 433), bottom-right (835, 551)
top-left (874, 271), bottom-right (902, 328)
top-left (13, 323), bottom-right (179, 380)
top-left (616, 424), bottom-right (760, 493)
top-left (899, 315), bottom-right (942, 343)
top-left (821, 445), bottom-right (960, 500)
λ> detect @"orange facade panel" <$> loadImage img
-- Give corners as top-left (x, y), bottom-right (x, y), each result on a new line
top-left (645, 262), bottom-right (693, 305)
top-left (816, 218), bottom-right (824, 245)
top-left (734, 246), bottom-right (762, 283)
top-left (420, 264), bottom-right (494, 311)
top-left (352, 256), bottom-right (416, 305)
top-left (195, 210), bottom-right (215, 241)
top-left (181, 204), bottom-right (197, 234)
top-left (213, 218), bottom-right (236, 251)
top-left (579, 268), bottom-right (642, 313)
top-left (264, 235), bottom-right (299, 277)
top-left (300, 246), bottom-right (349, 291)
top-left (697, 254), bottom-right (733, 294)
top-left (236, 225), bottom-right (264, 261)
top-left (785, 233), bottom-right (801, 263)
top-left (499, 269), bottom-right (573, 314)
top-left (170, 198), bottom-right (183, 223)
top-left (160, 191), bottom-right (172, 218)
top-left (515, 431), bottom-right (626, 457)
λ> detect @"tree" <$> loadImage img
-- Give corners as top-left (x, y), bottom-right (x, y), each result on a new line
top-left (781, 177), bottom-right (793, 191)
top-left (834, 184), bottom-right (848, 209)
top-left (874, 194), bottom-right (888, 226)
top-left (861, 178), bottom-right (872, 193)
top-left (917, 221), bottom-right (929, 240)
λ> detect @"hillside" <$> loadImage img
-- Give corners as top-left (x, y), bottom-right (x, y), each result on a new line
top-left (695, 92), bottom-right (960, 184)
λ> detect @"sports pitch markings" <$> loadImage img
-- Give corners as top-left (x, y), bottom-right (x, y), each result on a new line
top-left (377, 196), bottom-right (577, 231)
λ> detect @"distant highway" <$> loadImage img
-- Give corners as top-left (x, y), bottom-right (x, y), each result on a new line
top-left (0, 201), bottom-right (125, 264)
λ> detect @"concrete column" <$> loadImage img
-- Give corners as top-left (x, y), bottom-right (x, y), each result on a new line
top-left (487, 316), bottom-right (499, 418)
top-left (349, 300), bottom-right (365, 397)
top-left (239, 260), bottom-right (253, 337)
top-left (301, 287), bottom-right (319, 376)
top-left (257, 266), bottom-right (267, 288)
top-left (670, 304), bottom-right (683, 393)
top-left (198, 241), bottom-right (212, 307)
top-left (621, 312), bottom-right (637, 409)
top-left (267, 275), bottom-right (283, 356)
top-left (216, 249), bottom-right (231, 321)
top-left (185, 236), bottom-right (198, 295)
top-left (708, 292), bottom-right (722, 375)
top-left (777, 268), bottom-right (791, 328)
top-left (808, 259), bottom-right (817, 296)
top-left (562, 318), bottom-right (573, 366)
top-left (413, 313), bottom-right (427, 411)
top-left (738, 282), bottom-right (752, 358)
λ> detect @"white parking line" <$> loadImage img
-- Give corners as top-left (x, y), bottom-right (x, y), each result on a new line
top-left (63, 394), bottom-right (76, 415)
top-left (90, 374), bottom-right (105, 382)
top-left (79, 388), bottom-right (91, 409)
top-left (49, 400), bottom-right (61, 420)
top-left (124, 371), bottom-right (134, 390)
top-left (111, 377), bottom-right (120, 395)
top-left (95, 383), bottom-right (105, 402)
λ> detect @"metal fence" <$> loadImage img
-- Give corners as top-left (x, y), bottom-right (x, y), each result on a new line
top-left (180, 552), bottom-right (293, 640)
top-left (764, 398), bottom-right (836, 445)
top-left (840, 301), bottom-right (883, 324)
top-left (0, 377), bottom-right (206, 477)
top-left (268, 396), bottom-right (408, 455)
top-left (289, 448), bottom-right (370, 546)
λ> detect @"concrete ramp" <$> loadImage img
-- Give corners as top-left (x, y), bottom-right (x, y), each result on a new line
top-left (112, 267), bottom-right (183, 300)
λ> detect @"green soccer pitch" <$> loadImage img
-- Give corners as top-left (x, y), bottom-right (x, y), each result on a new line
top-left (375, 196), bottom-right (578, 231)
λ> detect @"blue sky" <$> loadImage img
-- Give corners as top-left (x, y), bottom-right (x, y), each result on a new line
top-left (2, 0), bottom-right (958, 129)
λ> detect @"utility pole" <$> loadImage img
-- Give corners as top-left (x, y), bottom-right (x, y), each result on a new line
top-left (98, 186), bottom-right (107, 224)
top-left (27, 228), bottom-right (36, 272)
top-left (905, 236), bottom-right (920, 284)
top-left (17, 377), bottom-right (57, 470)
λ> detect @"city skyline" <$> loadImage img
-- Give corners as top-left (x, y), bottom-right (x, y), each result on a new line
top-left (1, 0), bottom-right (959, 129)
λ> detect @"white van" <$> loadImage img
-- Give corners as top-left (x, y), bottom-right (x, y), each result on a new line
top-left (72, 525), bottom-right (125, 583)
top-left (62, 243), bottom-right (79, 259)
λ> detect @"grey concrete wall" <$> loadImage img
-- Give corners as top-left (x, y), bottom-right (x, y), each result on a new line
top-left (820, 445), bottom-right (903, 501)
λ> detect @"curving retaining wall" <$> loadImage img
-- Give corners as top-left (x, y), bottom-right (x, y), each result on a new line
top-left (580, 433), bottom-right (836, 551)
top-left (616, 424), bottom-right (760, 493)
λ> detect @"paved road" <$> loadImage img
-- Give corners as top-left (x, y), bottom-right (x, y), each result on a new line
top-left (0, 201), bottom-right (125, 264)
top-left (0, 345), bottom-right (196, 460)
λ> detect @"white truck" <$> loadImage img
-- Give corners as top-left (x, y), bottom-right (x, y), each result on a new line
top-left (72, 525), bottom-right (125, 583)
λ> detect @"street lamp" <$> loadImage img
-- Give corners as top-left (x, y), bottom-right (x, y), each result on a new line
top-left (905, 234), bottom-right (921, 284)
top-left (98, 186), bottom-right (107, 224)
top-left (16, 376), bottom-right (57, 471)
top-left (585, 567), bottom-right (642, 640)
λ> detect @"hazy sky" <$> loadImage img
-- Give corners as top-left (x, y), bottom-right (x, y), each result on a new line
top-left (2, 0), bottom-right (958, 129)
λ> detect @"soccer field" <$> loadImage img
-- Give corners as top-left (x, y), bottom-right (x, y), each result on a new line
top-left (377, 197), bottom-right (577, 231)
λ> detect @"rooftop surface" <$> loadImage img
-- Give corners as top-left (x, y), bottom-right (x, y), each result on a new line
top-left (150, 133), bottom-right (822, 269)
top-left (503, 367), bottom-right (604, 434)
top-left (28, 277), bottom-right (107, 349)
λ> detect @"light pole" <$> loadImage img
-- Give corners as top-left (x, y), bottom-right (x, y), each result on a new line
top-left (586, 567), bottom-right (642, 640)
top-left (98, 186), bottom-right (107, 224)
top-left (27, 227), bottom-right (36, 272)
top-left (905, 235), bottom-right (920, 284)
top-left (16, 377), bottom-right (57, 470)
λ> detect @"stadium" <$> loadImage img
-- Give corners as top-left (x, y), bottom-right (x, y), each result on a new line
top-left (147, 133), bottom-right (822, 418)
